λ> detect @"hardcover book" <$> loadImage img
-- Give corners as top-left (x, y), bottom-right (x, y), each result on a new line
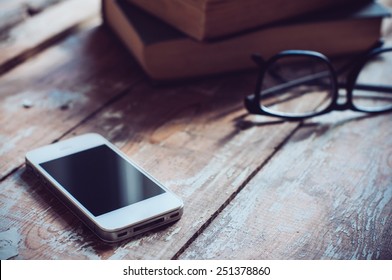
top-left (103, 0), bottom-right (389, 80)
top-left (127, 0), bottom-right (368, 40)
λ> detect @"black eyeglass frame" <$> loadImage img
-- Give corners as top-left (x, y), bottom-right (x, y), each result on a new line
top-left (244, 47), bottom-right (392, 120)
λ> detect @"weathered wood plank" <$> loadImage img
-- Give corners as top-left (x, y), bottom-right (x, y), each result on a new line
top-left (0, 0), bottom-right (100, 74)
top-left (0, 25), bottom-right (143, 179)
top-left (176, 3), bottom-right (392, 260)
top-left (178, 111), bottom-right (392, 259)
top-left (1, 0), bottom-right (391, 261)
top-left (0, 70), bottom-right (301, 259)
top-left (21, 0), bottom-right (65, 15)
top-left (0, 0), bottom-right (65, 30)
top-left (0, 2), bottom-right (26, 33)
top-left (381, 0), bottom-right (392, 40)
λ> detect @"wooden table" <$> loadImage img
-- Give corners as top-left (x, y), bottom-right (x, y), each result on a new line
top-left (1, 0), bottom-right (391, 260)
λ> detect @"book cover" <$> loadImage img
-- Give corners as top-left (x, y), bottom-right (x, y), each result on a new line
top-left (127, 0), bottom-right (371, 40)
top-left (103, 0), bottom-right (389, 80)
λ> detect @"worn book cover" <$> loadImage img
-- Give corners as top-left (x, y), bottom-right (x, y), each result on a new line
top-left (103, 0), bottom-right (389, 80)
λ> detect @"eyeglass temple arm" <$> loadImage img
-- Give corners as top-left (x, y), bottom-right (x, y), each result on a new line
top-left (251, 71), bottom-right (330, 100)
top-left (252, 70), bottom-right (392, 100)
top-left (353, 83), bottom-right (392, 93)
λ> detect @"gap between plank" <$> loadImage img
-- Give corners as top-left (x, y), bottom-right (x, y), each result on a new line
top-left (171, 122), bottom-right (303, 260)
top-left (0, 17), bottom-right (100, 77)
top-left (50, 77), bottom-right (145, 144)
top-left (0, 77), bottom-right (145, 184)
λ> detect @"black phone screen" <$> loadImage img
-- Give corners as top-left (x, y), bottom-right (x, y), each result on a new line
top-left (39, 145), bottom-right (165, 216)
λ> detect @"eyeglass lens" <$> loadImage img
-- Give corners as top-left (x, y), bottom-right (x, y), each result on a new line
top-left (259, 56), bottom-right (334, 117)
top-left (353, 50), bottom-right (392, 112)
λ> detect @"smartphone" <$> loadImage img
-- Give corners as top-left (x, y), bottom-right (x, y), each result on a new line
top-left (25, 133), bottom-right (183, 242)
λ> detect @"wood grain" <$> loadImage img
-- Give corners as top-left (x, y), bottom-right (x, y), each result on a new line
top-left (179, 111), bottom-right (392, 259)
top-left (1, 70), bottom-right (303, 259)
top-left (0, 0), bottom-right (64, 30)
top-left (0, 2), bottom-right (26, 33)
top-left (0, 0), bottom-right (100, 75)
top-left (0, 25), bottom-right (143, 179)
top-left (1, 0), bottom-right (392, 260)
top-left (175, 3), bottom-right (392, 259)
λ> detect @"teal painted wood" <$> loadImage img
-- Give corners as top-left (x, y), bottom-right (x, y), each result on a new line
top-left (0, 0), bottom-right (391, 260)
top-left (179, 112), bottom-right (392, 259)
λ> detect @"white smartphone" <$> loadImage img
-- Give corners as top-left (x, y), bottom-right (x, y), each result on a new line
top-left (25, 133), bottom-right (183, 242)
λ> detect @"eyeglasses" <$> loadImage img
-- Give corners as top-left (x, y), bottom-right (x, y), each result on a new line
top-left (244, 46), bottom-right (392, 120)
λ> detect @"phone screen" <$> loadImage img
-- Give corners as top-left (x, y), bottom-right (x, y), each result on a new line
top-left (39, 145), bottom-right (165, 216)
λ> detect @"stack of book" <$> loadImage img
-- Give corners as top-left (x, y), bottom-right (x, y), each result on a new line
top-left (102, 0), bottom-right (389, 80)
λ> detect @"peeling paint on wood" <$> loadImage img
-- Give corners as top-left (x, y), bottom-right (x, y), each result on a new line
top-left (0, 0), bottom-right (391, 260)
top-left (0, 24), bottom-right (143, 179)
top-left (179, 113), bottom-right (392, 260)
top-left (0, 0), bottom-right (101, 73)
top-left (0, 228), bottom-right (21, 259)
